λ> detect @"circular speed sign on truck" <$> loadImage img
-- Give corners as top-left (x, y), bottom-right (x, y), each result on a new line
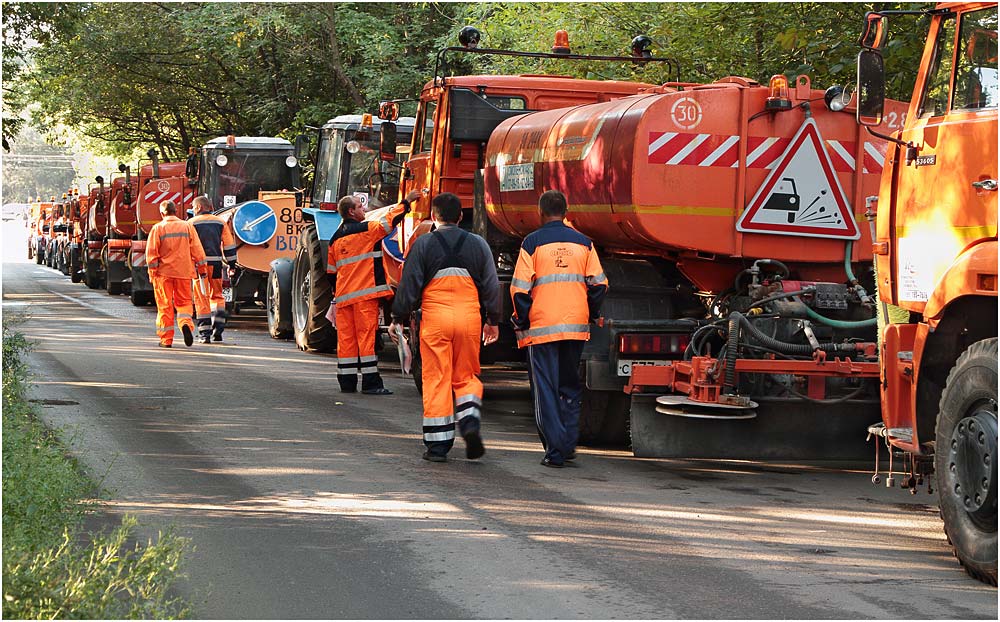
top-left (231, 200), bottom-right (277, 246)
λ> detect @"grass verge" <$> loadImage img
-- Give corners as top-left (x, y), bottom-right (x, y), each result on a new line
top-left (2, 317), bottom-right (191, 618)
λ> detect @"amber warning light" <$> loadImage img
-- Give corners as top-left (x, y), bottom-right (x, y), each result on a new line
top-left (766, 74), bottom-right (792, 111)
top-left (552, 30), bottom-right (571, 55)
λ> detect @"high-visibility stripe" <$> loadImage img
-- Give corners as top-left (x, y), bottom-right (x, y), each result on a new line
top-left (424, 430), bottom-right (455, 442)
top-left (455, 393), bottom-right (481, 406)
top-left (586, 273), bottom-right (608, 286)
top-left (380, 217), bottom-right (391, 233)
top-left (335, 250), bottom-right (382, 269)
top-left (203, 255), bottom-right (223, 261)
top-left (359, 365), bottom-right (378, 374)
top-left (511, 277), bottom-right (532, 291)
top-left (359, 355), bottom-right (378, 364)
top-left (524, 323), bottom-right (590, 339)
top-left (430, 267), bottom-right (472, 280)
top-left (195, 259), bottom-right (207, 266)
top-left (423, 414), bottom-right (456, 426)
top-left (326, 262), bottom-right (337, 273)
top-left (159, 232), bottom-right (189, 240)
top-left (336, 284), bottom-right (391, 304)
top-left (336, 357), bottom-right (358, 366)
top-left (533, 273), bottom-right (586, 287)
top-left (148, 260), bottom-right (160, 268)
top-left (177, 313), bottom-right (193, 321)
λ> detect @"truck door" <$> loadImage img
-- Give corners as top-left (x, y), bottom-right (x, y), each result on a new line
top-left (891, 7), bottom-right (999, 306)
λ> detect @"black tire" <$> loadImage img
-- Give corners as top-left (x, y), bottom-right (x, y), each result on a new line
top-left (130, 288), bottom-right (152, 306)
top-left (267, 261), bottom-right (293, 339)
top-left (34, 242), bottom-right (43, 264)
top-left (69, 248), bottom-right (82, 282)
top-left (60, 247), bottom-right (70, 275)
top-left (935, 337), bottom-right (998, 585)
top-left (292, 224), bottom-right (335, 352)
top-left (84, 263), bottom-right (99, 289)
top-left (578, 389), bottom-right (630, 447)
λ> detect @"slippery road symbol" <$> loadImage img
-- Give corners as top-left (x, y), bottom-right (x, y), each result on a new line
top-left (736, 117), bottom-right (859, 240)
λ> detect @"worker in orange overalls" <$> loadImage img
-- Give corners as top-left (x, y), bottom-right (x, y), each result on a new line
top-left (146, 200), bottom-right (208, 348)
top-left (389, 193), bottom-right (501, 462)
top-left (189, 196), bottom-right (238, 344)
top-left (327, 189), bottom-right (423, 393)
top-left (511, 190), bottom-right (608, 468)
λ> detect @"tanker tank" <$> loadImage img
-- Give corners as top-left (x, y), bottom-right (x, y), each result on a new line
top-left (483, 76), bottom-right (904, 292)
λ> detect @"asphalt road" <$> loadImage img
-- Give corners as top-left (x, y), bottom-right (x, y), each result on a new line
top-left (2, 219), bottom-right (996, 619)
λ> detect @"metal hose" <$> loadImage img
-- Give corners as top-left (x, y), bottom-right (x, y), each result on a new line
top-left (723, 313), bottom-right (741, 393)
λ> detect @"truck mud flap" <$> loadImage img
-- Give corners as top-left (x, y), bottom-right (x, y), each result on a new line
top-left (629, 393), bottom-right (875, 461)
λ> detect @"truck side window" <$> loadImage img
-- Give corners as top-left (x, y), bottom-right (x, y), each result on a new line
top-left (918, 14), bottom-right (956, 117)
top-left (953, 8), bottom-right (999, 111)
top-left (417, 101), bottom-right (437, 153)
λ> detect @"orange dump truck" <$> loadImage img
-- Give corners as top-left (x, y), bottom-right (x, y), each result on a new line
top-left (856, 2), bottom-right (997, 584)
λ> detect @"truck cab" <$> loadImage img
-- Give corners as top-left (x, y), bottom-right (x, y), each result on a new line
top-left (857, 1), bottom-right (997, 584)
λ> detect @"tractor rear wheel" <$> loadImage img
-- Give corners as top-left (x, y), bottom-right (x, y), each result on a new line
top-left (292, 224), bottom-right (335, 352)
top-left (578, 389), bottom-right (630, 446)
top-left (935, 337), bottom-right (998, 586)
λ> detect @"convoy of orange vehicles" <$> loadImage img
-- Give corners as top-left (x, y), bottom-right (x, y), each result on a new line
top-left (23, 5), bottom-right (996, 584)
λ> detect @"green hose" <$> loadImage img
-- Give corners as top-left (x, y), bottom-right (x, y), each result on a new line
top-left (844, 240), bottom-right (859, 284)
top-left (803, 305), bottom-right (877, 329)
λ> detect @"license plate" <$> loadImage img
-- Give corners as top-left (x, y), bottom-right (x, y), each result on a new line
top-left (616, 359), bottom-right (672, 376)
top-left (222, 287), bottom-right (233, 302)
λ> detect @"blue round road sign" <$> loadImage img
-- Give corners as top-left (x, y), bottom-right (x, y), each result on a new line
top-left (231, 201), bottom-right (277, 245)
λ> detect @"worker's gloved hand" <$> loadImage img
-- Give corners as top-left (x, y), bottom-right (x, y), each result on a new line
top-left (198, 265), bottom-right (210, 277)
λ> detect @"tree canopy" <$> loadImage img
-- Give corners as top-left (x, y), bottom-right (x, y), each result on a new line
top-left (3, 2), bottom-right (932, 161)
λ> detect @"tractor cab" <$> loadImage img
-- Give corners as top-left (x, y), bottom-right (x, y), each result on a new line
top-left (193, 136), bottom-right (301, 212)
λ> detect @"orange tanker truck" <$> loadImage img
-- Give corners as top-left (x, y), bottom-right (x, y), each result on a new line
top-left (855, 2), bottom-right (997, 584)
top-left (82, 180), bottom-right (110, 289)
top-left (381, 29), bottom-right (905, 458)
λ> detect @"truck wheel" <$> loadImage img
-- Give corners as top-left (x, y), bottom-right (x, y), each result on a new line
top-left (267, 260), bottom-right (293, 339)
top-left (292, 224), bottom-right (335, 352)
top-left (70, 248), bottom-right (82, 283)
top-left (35, 243), bottom-right (43, 264)
top-left (578, 389), bottom-right (630, 446)
top-left (935, 337), bottom-right (998, 585)
top-left (130, 288), bottom-right (151, 306)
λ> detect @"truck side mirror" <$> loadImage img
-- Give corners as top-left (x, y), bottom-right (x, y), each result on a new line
top-left (858, 13), bottom-right (888, 51)
top-left (380, 122), bottom-right (398, 162)
top-left (185, 152), bottom-right (199, 180)
top-left (294, 134), bottom-right (310, 161)
top-left (856, 50), bottom-right (886, 127)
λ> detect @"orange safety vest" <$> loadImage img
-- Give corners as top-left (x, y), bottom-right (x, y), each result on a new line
top-left (510, 220), bottom-right (608, 347)
top-left (326, 203), bottom-right (406, 308)
top-left (146, 215), bottom-right (207, 279)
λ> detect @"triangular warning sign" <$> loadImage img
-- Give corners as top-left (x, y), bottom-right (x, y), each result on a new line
top-left (736, 118), bottom-right (859, 240)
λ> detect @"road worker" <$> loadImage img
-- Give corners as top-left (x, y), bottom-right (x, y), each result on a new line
top-left (510, 190), bottom-right (608, 468)
top-left (327, 189), bottom-right (423, 393)
top-left (146, 200), bottom-right (208, 348)
top-left (189, 196), bottom-right (238, 344)
top-left (389, 193), bottom-right (501, 462)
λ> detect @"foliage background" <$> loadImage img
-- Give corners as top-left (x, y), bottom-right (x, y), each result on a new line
top-left (3, 2), bottom-right (931, 161)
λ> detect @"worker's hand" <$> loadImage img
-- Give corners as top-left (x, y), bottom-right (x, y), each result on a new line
top-left (482, 323), bottom-right (499, 346)
top-left (198, 264), bottom-right (210, 277)
top-left (387, 321), bottom-right (402, 345)
top-left (404, 190), bottom-right (422, 205)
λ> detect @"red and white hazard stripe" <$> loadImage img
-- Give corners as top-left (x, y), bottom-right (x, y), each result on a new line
top-left (648, 132), bottom-right (884, 174)
top-left (131, 253), bottom-right (147, 268)
top-left (108, 251), bottom-right (127, 263)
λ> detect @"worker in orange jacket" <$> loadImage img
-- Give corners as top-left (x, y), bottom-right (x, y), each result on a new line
top-left (189, 196), bottom-right (238, 344)
top-left (389, 193), bottom-right (501, 462)
top-left (146, 200), bottom-right (208, 348)
top-left (327, 189), bottom-right (423, 393)
top-left (511, 190), bottom-right (608, 467)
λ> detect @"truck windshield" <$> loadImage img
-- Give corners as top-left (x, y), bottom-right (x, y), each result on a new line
top-left (202, 150), bottom-right (300, 211)
top-left (345, 129), bottom-right (403, 208)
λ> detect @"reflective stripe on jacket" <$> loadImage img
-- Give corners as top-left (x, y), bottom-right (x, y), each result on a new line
top-left (146, 216), bottom-right (207, 279)
top-left (510, 220), bottom-right (608, 347)
top-left (190, 213), bottom-right (237, 278)
top-left (327, 203), bottom-right (406, 307)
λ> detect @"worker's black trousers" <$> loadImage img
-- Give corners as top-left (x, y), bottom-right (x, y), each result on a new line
top-left (527, 339), bottom-right (585, 465)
